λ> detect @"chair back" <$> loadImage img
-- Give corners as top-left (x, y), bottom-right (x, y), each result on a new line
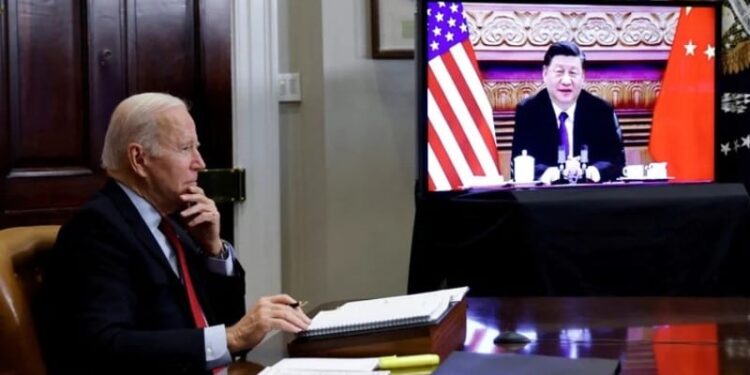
top-left (0, 225), bottom-right (60, 375)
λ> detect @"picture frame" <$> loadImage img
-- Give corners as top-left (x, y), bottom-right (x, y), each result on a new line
top-left (371, 0), bottom-right (416, 59)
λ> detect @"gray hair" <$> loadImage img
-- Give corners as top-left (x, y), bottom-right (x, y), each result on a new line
top-left (101, 93), bottom-right (187, 172)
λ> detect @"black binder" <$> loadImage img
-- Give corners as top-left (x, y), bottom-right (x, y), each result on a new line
top-left (434, 351), bottom-right (621, 375)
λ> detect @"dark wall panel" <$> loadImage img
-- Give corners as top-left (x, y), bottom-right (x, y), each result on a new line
top-left (129, 0), bottom-right (194, 97)
top-left (88, 0), bottom-right (127, 169)
top-left (14, 0), bottom-right (85, 165)
top-left (0, 0), bottom-right (233, 229)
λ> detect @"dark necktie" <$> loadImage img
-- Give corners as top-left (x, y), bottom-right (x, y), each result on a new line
top-left (159, 218), bottom-right (207, 329)
top-left (558, 112), bottom-right (570, 159)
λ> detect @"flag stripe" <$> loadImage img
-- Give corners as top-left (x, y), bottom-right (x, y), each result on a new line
top-left (430, 58), bottom-right (497, 175)
top-left (463, 38), bottom-right (481, 73)
top-left (428, 122), bottom-right (463, 189)
top-left (428, 65), bottom-right (484, 175)
top-left (427, 145), bottom-right (453, 191)
top-left (427, 175), bottom-right (437, 192)
top-left (445, 44), bottom-right (498, 172)
top-left (427, 91), bottom-right (475, 183)
top-left (454, 40), bottom-right (494, 135)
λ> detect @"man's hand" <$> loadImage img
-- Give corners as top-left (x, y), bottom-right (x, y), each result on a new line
top-left (585, 166), bottom-right (601, 183)
top-left (180, 185), bottom-right (222, 255)
top-left (562, 158), bottom-right (583, 181)
top-left (540, 167), bottom-right (561, 185)
top-left (226, 294), bottom-right (312, 353)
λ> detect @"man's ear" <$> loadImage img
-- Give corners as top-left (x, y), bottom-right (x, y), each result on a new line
top-left (127, 143), bottom-right (148, 178)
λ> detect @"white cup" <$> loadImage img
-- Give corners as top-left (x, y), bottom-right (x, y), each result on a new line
top-left (513, 150), bottom-right (535, 183)
top-left (646, 162), bottom-right (668, 179)
top-left (622, 164), bottom-right (645, 178)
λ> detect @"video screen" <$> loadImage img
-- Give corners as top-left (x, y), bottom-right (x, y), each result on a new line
top-left (420, 1), bottom-right (719, 192)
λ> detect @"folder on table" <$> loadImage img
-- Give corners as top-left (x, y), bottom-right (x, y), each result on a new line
top-left (288, 287), bottom-right (469, 359)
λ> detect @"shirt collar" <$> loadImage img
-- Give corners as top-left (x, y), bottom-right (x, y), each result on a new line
top-left (549, 95), bottom-right (577, 123)
top-left (116, 181), bottom-right (162, 232)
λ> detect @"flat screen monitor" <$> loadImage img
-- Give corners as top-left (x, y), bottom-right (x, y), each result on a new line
top-left (418, 0), bottom-right (720, 193)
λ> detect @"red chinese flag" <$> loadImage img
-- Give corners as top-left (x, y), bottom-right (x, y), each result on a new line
top-left (649, 7), bottom-right (715, 180)
top-left (653, 324), bottom-right (719, 375)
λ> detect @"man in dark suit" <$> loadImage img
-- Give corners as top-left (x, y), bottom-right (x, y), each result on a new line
top-left (42, 93), bottom-right (310, 374)
top-left (511, 41), bottom-right (625, 183)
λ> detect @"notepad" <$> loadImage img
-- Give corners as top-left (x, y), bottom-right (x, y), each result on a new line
top-left (298, 287), bottom-right (469, 338)
top-left (258, 357), bottom-right (383, 375)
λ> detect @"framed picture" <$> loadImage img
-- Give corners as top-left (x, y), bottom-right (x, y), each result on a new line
top-left (371, 0), bottom-right (416, 59)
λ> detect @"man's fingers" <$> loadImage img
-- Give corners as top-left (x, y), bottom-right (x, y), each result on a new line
top-left (180, 193), bottom-right (214, 209)
top-left (186, 211), bottom-right (219, 227)
top-left (272, 318), bottom-right (305, 333)
top-left (269, 310), bottom-right (310, 332)
top-left (187, 185), bottom-right (206, 195)
top-left (266, 294), bottom-right (297, 305)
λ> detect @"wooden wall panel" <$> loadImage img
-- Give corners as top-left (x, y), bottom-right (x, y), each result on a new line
top-left (88, 0), bottom-right (127, 170)
top-left (0, 0), bottom-right (233, 231)
top-left (128, 0), bottom-right (195, 97)
top-left (13, 0), bottom-right (84, 165)
top-left (0, 1), bottom-right (8, 187)
top-left (195, 0), bottom-right (232, 168)
top-left (1, 0), bottom-right (105, 227)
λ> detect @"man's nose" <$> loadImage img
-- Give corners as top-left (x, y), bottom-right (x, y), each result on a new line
top-left (192, 150), bottom-right (206, 170)
top-left (560, 73), bottom-right (573, 85)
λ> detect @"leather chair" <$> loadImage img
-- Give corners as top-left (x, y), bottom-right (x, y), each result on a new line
top-left (0, 225), bottom-right (59, 375)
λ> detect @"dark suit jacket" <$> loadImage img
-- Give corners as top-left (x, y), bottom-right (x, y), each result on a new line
top-left (42, 180), bottom-right (246, 375)
top-left (511, 88), bottom-right (625, 182)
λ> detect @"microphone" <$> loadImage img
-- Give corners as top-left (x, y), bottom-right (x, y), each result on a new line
top-left (580, 144), bottom-right (589, 169)
top-left (580, 145), bottom-right (589, 183)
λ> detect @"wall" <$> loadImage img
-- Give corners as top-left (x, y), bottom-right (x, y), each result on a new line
top-left (278, 0), bottom-right (416, 305)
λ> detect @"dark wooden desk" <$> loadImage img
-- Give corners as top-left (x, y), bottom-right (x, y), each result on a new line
top-left (409, 183), bottom-right (750, 296)
top-left (239, 297), bottom-right (750, 374)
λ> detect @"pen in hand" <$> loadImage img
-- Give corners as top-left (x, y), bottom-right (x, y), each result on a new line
top-left (289, 300), bottom-right (308, 309)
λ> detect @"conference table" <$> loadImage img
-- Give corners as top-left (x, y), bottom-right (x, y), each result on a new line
top-left (233, 296), bottom-right (750, 374)
top-left (409, 182), bottom-right (750, 296)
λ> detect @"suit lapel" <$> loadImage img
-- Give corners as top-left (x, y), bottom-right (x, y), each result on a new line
top-left (540, 90), bottom-right (561, 153)
top-left (573, 91), bottom-right (590, 154)
top-left (102, 180), bottom-right (181, 284)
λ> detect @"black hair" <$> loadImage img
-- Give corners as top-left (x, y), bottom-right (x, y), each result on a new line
top-left (543, 41), bottom-right (585, 66)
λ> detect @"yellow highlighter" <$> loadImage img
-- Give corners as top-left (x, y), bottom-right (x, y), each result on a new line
top-left (378, 354), bottom-right (440, 375)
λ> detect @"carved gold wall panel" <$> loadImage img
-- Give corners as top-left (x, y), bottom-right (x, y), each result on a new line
top-left (484, 80), bottom-right (662, 111)
top-left (464, 3), bottom-right (680, 57)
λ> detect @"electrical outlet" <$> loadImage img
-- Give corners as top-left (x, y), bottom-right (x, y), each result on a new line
top-left (278, 73), bottom-right (301, 102)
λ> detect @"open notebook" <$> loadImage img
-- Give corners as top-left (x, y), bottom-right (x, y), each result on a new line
top-left (298, 287), bottom-right (469, 338)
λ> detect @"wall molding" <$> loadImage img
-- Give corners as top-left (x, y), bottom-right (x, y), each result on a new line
top-left (231, 0), bottom-right (281, 302)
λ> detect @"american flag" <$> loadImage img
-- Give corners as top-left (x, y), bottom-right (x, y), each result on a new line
top-left (426, 1), bottom-right (500, 191)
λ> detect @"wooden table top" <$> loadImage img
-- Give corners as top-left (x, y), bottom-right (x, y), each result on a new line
top-left (464, 297), bottom-right (750, 374)
top-left (238, 297), bottom-right (750, 374)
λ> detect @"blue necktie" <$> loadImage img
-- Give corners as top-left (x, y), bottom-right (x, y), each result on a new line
top-left (558, 112), bottom-right (570, 159)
